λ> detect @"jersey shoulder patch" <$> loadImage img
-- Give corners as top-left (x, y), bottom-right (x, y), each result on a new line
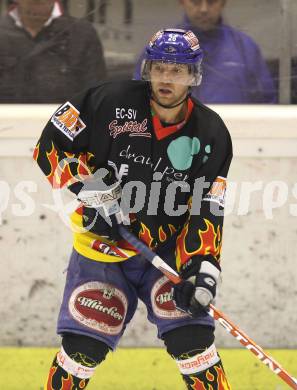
top-left (203, 176), bottom-right (227, 207)
top-left (51, 102), bottom-right (86, 141)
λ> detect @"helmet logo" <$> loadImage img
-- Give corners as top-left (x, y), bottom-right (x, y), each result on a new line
top-left (184, 31), bottom-right (200, 51)
top-left (149, 30), bottom-right (163, 47)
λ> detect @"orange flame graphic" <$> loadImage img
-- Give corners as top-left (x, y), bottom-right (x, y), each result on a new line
top-left (189, 366), bottom-right (231, 390)
top-left (215, 366), bottom-right (232, 390)
top-left (46, 365), bottom-right (57, 390)
top-left (206, 370), bottom-right (215, 381)
top-left (139, 222), bottom-right (154, 248)
top-left (159, 226), bottom-right (167, 242)
top-left (46, 142), bottom-right (92, 189)
top-left (176, 219), bottom-right (221, 270)
top-left (190, 376), bottom-right (213, 390)
top-left (33, 142), bottom-right (40, 161)
top-left (86, 152), bottom-right (95, 173)
top-left (61, 373), bottom-right (74, 389)
top-left (190, 366), bottom-right (231, 390)
top-left (66, 152), bottom-right (92, 180)
top-left (79, 379), bottom-right (87, 389)
top-left (46, 143), bottom-right (62, 187)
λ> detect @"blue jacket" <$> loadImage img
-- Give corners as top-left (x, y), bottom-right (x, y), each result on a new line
top-left (134, 19), bottom-right (277, 104)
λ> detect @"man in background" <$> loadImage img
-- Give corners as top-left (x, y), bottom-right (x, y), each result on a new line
top-left (0, 0), bottom-right (107, 103)
top-left (134, 0), bottom-right (277, 104)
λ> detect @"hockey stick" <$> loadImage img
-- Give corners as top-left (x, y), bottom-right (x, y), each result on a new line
top-left (118, 225), bottom-right (297, 390)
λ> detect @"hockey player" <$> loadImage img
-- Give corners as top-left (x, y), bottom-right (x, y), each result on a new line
top-left (34, 28), bottom-right (232, 389)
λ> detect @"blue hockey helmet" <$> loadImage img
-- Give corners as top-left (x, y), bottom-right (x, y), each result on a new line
top-left (141, 28), bottom-right (203, 86)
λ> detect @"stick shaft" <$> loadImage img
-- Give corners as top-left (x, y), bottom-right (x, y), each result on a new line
top-left (119, 225), bottom-right (297, 389)
top-left (209, 304), bottom-right (297, 389)
top-left (118, 225), bottom-right (182, 283)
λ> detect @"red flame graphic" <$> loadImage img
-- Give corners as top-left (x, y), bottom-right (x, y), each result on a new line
top-left (215, 366), bottom-right (232, 390)
top-left (189, 366), bottom-right (231, 390)
top-left (206, 370), bottom-right (215, 382)
top-left (168, 224), bottom-right (177, 235)
top-left (139, 222), bottom-right (154, 248)
top-left (190, 376), bottom-right (213, 390)
top-left (176, 218), bottom-right (221, 270)
top-left (46, 365), bottom-right (57, 390)
top-left (159, 226), bottom-right (167, 242)
top-left (79, 379), bottom-right (87, 389)
top-left (45, 142), bottom-right (92, 189)
top-left (33, 142), bottom-right (40, 161)
top-left (61, 373), bottom-right (74, 389)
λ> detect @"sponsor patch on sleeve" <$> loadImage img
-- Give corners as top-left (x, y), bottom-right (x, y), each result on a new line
top-left (51, 102), bottom-right (86, 141)
top-left (203, 176), bottom-right (226, 207)
top-left (149, 30), bottom-right (163, 46)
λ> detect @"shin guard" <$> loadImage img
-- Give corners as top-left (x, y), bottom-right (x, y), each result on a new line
top-left (45, 334), bottom-right (109, 389)
top-left (182, 360), bottom-right (231, 389)
top-left (45, 354), bottom-right (89, 390)
top-left (176, 345), bottom-right (231, 390)
top-left (45, 346), bottom-right (96, 390)
top-left (164, 325), bottom-right (231, 389)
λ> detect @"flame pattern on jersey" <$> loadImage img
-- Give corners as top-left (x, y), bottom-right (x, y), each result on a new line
top-left (176, 218), bottom-right (222, 271)
top-left (138, 222), bottom-right (154, 248)
top-left (183, 361), bottom-right (231, 390)
top-left (137, 221), bottom-right (178, 249)
top-left (34, 141), bottom-right (94, 189)
top-left (34, 81), bottom-right (232, 264)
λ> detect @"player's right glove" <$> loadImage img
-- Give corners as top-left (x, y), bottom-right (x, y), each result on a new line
top-left (81, 205), bottom-right (122, 241)
top-left (172, 256), bottom-right (220, 317)
top-left (76, 168), bottom-right (128, 241)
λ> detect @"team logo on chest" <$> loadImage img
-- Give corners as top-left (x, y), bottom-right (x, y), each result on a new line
top-left (109, 107), bottom-right (151, 139)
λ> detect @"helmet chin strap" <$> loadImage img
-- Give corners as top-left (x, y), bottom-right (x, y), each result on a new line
top-left (150, 86), bottom-right (191, 109)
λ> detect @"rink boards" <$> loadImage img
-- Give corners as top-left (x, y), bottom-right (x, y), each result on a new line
top-left (0, 105), bottom-right (297, 349)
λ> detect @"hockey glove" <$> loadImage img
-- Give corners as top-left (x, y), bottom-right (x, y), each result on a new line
top-left (173, 257), bottom-right (220, 317)
top-left (77, 168), bottom-right (128, 241)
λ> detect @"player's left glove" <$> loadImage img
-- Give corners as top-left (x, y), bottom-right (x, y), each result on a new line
top-left (172, 257), bottom-right (220, 317)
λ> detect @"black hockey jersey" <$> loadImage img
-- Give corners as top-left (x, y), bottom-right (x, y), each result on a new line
top-left (33, 80), bottom-right (233, 270)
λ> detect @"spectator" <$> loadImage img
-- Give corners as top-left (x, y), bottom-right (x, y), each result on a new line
top-left (0, 0), bottom-right (107, 103)
top-left (134, 0), bottom-right (277, 104)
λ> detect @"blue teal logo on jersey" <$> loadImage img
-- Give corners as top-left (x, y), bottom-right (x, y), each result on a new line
top-left (203, 144), bottom-right (212, 164)
top-left (167, 136), bottom-right (211, 170)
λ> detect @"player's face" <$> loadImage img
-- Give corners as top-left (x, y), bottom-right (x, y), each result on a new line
top-left (18, 0), bottom-right (55, 22)
top-left (150, 62), bottom-right (193, 106)
top-left (180, 0), bottom-right (226, 31)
